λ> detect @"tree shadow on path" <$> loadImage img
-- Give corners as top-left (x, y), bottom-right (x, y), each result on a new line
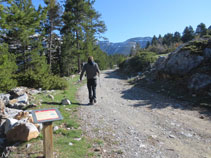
top-left (104, 69), bottom-right (211, 120)
top-left (104, 69), bottom-right (127, 80)
top-left (121, 85), bottom-right (211, 119)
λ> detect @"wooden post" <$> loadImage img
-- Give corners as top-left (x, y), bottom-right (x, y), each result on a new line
top-left (43, 122), bottom-right (53, 158)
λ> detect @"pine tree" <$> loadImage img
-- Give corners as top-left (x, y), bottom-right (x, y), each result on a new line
top-left (196, 23), bottom-right (207, 37)
top-left (61, 0), bottom-right (88, 72)
top-left (0, 44), bottom-right (17, 92)
top-left (44, 0), bottom-right (62, 70)
top-left (61, 0), bottom-right (106, 74)
top-left (2, 0), bottom-right (46, 71)
top-left (151, 35), bottom-right (158, 45)
top-left (162, 33), bottom-right (173, 46)
top-left (173, 31), bottom-right (181, 43)
top-left (181, 26), bottom-right (195, 43)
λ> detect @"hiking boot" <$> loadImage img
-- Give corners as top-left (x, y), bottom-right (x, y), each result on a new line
top-left (89, 100), bottom-right (94, 105)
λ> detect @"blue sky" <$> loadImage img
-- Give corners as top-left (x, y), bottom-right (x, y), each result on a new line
top-left (33, 0), bottom-right (211, 43)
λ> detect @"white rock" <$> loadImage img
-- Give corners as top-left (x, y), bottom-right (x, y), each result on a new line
top-left (151, 135), bottom-right (157, 139)
top-left (26, 143), bottom-right (32, 149)
top-left (4, 107), bottom-right (22, 118)
top-left (139, 144), bottom-right (146, 148)
top-left (30, 90), bottom-right (40, 95)
top-left (4, 118), bottom-right (18, 134)
top-left (169, 135), bottom-right (176, 138)
top-left (53, 126), bottom-right (59, 131)
top-left (48, 94), bottom-right (54, 100)
top-left (0, 94), bottom-right (10, 105)
top-left (74, 138), bottom-right (81, 141)
top-left (61, 99), bottom-right (71, 105)
top-left (68, 142), bottom-right (73, 146)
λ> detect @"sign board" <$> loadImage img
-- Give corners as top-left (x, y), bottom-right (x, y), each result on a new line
top-left (32, 108), bottom-right (63, 123)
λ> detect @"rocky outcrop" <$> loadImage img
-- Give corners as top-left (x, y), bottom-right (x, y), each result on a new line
top-left (0, 87), bottom-right (44, 145)
top-left (188, 73), bottom-right (211, 92)
top-left (163, 50), bottom-right (204, 75)
top-left (153, 38), bottom-right (211, 94)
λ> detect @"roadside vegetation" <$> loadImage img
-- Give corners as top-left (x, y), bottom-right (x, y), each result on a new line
top-left (8, 76), bottom-right (96, 158)
top-left (0, 0), bottom-right (126, 93)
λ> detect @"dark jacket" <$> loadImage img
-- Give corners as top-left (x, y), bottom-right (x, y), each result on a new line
top-left (80, 62), bottom-right (100, 80)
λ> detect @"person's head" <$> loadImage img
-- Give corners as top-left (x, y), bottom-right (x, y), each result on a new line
top-left (88, 56), bottom-right (94, 65)
top-left (88, 56), bottom-right (94, 62)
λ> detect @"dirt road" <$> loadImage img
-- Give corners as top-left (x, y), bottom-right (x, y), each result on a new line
top-left (78, 70), bottom-right (211, 158)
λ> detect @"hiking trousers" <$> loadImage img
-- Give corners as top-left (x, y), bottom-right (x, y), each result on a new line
top-left (87, 78), bottom-right (97, 103)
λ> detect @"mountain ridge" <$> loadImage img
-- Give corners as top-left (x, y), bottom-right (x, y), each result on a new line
top-left (98, 37), bottom-right (152, 55)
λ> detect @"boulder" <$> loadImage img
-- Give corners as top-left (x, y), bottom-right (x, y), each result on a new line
top-left (8, 93), bottom-right (29, 109)
top-left (4, 118), bottom-right (18, 134)
top-left (17, 93), bottom-right (28, 104)
top-left (153, 56), bottom-right (167, 71)
top-left (0, 94), bottom-right (10, 105)
top-left (61, 99), bottom-right (71, 105)
top-left (188, 73), bottom-right (211, 92)
top-left (6, 122), bottom-right (39, 142)
top-left (4, 107), bottom-right (22, 119)
top-left (164, 50), bottom-right (204, 75)
top-left (204, 48), bottom-right (211, 60)
top-left (9, 87), bottom-right (27, 98)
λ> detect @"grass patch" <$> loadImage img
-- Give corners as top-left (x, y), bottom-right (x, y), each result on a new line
top-left (8, 76), bottom-right (93, 158)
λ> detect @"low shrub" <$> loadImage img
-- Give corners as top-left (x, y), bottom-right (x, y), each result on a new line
top-left (17, 71), bottom-right (68, 90)
top-left (119, 51), bottom-right (157, 74)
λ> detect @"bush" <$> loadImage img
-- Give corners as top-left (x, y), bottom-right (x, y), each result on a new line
top-left (47, 75), bottom-right (68, 90)
top-left (17, 52), bottom-right (68, 90)
top-left (119, 51), bottom-right (157, 74)
top-left (17, 71), bottom-right (68, 90)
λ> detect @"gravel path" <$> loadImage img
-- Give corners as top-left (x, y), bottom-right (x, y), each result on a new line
top-left (77, 69), bottom-right (211, 158)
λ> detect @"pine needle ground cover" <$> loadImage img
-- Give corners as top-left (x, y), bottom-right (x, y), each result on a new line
top-left (9, 76), bottom-right (94, 158)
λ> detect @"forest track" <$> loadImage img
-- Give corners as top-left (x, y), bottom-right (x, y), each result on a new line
top-left (77, 69), bottom-right (211, 158)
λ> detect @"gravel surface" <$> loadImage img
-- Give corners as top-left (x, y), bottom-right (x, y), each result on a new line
top-left (77, 70), bottom-right (211, 158)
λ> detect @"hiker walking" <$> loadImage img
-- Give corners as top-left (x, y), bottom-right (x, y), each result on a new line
top-left (80, 56), bottom-right (100, 105)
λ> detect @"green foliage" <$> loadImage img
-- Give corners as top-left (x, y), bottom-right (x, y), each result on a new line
top-left (44, 0), bottom-right (62, 70)
top-left (0, 44), bottom-right (17, 92)
top-left (181, 26), bottom-right (195, 43)
top-left (119, 51), bottom-right (157, 74)
top-left (17, 52), bottom-right (68, 90)
top-left (61, 0), bottom-right (106, 72)
top-left (196, 23), bottom-right (207, 37)
top-left (181, 39), bottom-right (210, 55)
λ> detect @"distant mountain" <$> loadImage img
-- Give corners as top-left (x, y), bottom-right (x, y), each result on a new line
top-left (98, 37), bottom-right (152, 55)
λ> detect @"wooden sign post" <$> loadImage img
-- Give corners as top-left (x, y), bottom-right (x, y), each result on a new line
top-left (43, 122), bottom-right (53, 158)
top-left (32, 108), bottom-right (63, 158)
